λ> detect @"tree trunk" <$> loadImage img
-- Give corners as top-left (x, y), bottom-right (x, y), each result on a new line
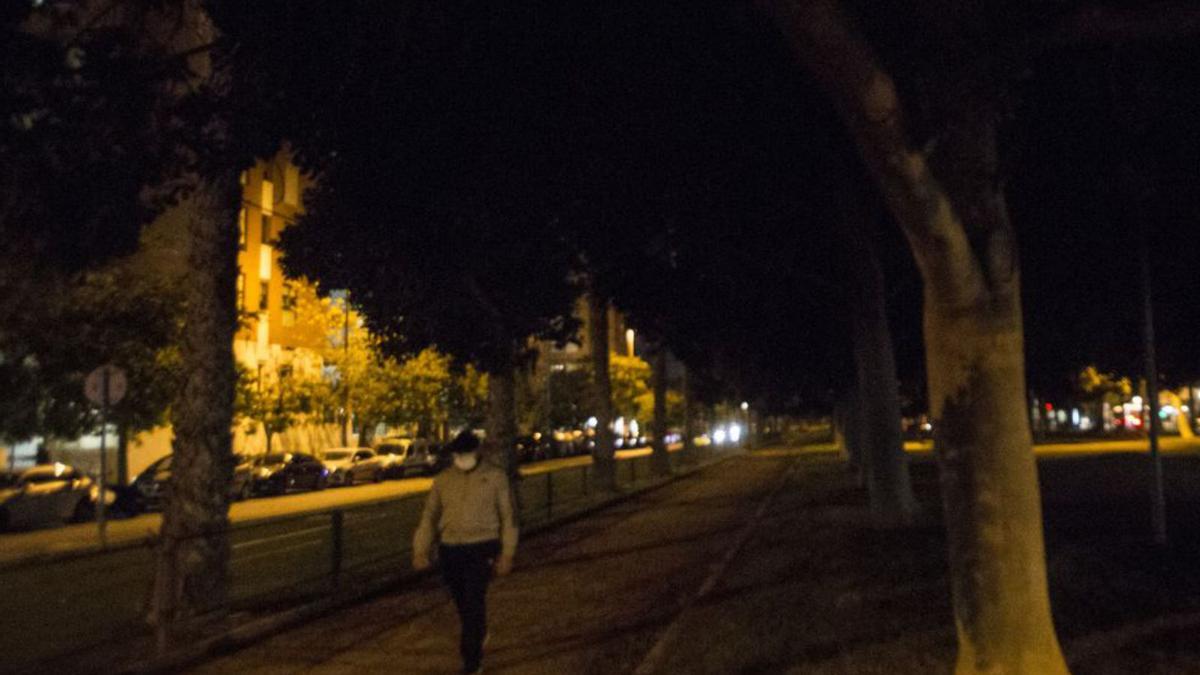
top-left (588, 293), bottom-right (617, 490)
top-left (155, 172), bottom-right (239, 642)
top-left (651, 345), bottom-right (671, 476)
top-left (486, 356), bottom-right (519, 478)
top-left (760, 2), bottom-right (1067, 671)
top-left (117, 424), bottom-right (129, 486)
top-left (359, 422), bottom-right (376, 448)
top-left (682, 366), bottom-right (696, 463)
top-left (837, 387), bottom-right (864, 480)
top-left (844, 216), bottom-right (915, 526)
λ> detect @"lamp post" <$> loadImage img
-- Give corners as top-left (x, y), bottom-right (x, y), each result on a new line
top-left (740, 401), bottom-right (751, 450)
top-left (1141, 228), bottom-right (1167, 545)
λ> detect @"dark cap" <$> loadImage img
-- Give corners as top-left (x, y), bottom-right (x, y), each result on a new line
top-left (444, 429), bottom-right (480, 455)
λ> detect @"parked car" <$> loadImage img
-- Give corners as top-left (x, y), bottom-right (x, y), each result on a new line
top-left (374, 438), bottom-right (438, 478)
top-left (251, 452), bottom-right (329, 495)
top-left (320, 447), bottom-right (383, 486)
top-left (0, 463), bottom-right (96, 530)
top-left (132, 452), bottom-right (255, 511)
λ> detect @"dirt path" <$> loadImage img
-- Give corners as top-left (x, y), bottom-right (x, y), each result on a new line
top-left (188, 451), bottom-right (795, 674)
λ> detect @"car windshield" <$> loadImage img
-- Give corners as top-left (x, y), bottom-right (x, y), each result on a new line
top-left (376, 445), bottom-right (401, 456)
top-left (324, 451), bottom-right (351, 461)
top-left (261, 454), bottom-right (288, 465)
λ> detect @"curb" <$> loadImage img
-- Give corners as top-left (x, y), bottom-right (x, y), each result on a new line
top-left (125, 452), bottom-right (734, 675)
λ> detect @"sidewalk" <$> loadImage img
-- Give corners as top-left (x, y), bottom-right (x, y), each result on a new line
top-left (187, 450), bottom-right (798, 674)
top-left (184, 446), bottom-right (1200, 674)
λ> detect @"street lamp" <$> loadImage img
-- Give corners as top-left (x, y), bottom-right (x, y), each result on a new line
top-left (740, 401), bottom-right (751, 449)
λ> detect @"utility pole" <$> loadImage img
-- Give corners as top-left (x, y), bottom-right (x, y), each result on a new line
top-left (1141, 225), bottom-right (1167, 545)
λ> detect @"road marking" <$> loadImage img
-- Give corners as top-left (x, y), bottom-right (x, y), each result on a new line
top-left (633, 457), bottom-right (801, 675)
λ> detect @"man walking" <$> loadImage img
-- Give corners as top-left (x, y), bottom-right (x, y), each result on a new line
top-left (413, 430), bottom-right (518, 674)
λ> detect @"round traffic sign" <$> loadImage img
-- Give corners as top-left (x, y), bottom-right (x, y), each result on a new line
top-left (84, 364), bottom-right (128, 406)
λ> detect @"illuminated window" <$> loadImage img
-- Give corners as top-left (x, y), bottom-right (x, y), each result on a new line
top-left (259, 281), bottom-right (269, 311)
top-left (236, 273), bottom-right (245, 310)
top-left (282, 283), bottom-right (297, 327)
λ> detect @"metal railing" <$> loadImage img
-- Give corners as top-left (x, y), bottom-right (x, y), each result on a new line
top-left (1, 444), bottom-right (724, 673)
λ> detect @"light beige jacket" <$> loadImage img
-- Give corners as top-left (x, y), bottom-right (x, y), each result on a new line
top-left (413, 463), bottom-right (518, 561)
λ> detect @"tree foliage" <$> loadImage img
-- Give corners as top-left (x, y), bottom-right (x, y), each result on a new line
top-left (0, 260), bottom-right (182, 443)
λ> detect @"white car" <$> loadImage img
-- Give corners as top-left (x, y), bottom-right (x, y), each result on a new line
top-left (0, 463), bottom-right (97, 530)
top-left (320, 447), bottom-right (383, 486)
top-left (373, 438), bottom-right (438, 478)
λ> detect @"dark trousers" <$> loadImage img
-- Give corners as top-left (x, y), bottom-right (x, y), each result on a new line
top-left (440, 540), bottom-right (500, 673)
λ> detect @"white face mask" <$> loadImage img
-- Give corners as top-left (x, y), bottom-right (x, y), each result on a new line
top-left (453, 453), bottom-right (479, 472)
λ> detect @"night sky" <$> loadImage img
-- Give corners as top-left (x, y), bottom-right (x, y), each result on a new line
top-left (222, 1), bottom-right (1200, 410)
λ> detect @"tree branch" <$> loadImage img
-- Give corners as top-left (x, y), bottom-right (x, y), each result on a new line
top-left (756, 0), bottom-right (985, 308)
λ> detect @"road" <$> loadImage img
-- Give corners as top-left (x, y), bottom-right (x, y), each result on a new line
top-left (0, 446), bottom-right (667, 565)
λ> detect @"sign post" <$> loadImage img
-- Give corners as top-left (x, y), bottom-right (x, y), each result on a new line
top-left (85, 364), bottom-right (127, 547)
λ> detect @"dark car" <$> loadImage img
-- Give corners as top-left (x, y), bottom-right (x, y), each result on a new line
top-left (132, 452), bottom-right (255, 511)
top-left (514, 434), bottom-right (554, 464)
top-left (251, 452), bottom-right (329, 495)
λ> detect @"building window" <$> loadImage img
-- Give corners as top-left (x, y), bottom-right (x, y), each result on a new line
top-left (261, 213), bottom-right (271, 243)
top-left (282, 283), bottom-right (297, 327)
top-left (261, 161), bottom-right (275, 210)
top-left (236, 273), bottom-right (245, 310)
top-left (259, 280), bottom-right (269, 311)
top-left (284, 165), bottom-right (300, 206)
top-left (238, 208), bottom-right (247, 249)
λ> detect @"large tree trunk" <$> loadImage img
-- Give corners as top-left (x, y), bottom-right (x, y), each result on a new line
top-left (682, 366), bottom-right (696, 463)
top-left (837, 386), bottom-right (863, 480)
top-left (154, 172), bottom-right (240, 644)
top-left (650, 345), bottom-right (671, 476)
top-left (844, 217), bottom-right (915, 526)
top-left (761, 2), bottom-right (1067, 672)
top-left (588, 293), bottom-right (617, 490)
top-left (486, 356), bottom-right (519, 478)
